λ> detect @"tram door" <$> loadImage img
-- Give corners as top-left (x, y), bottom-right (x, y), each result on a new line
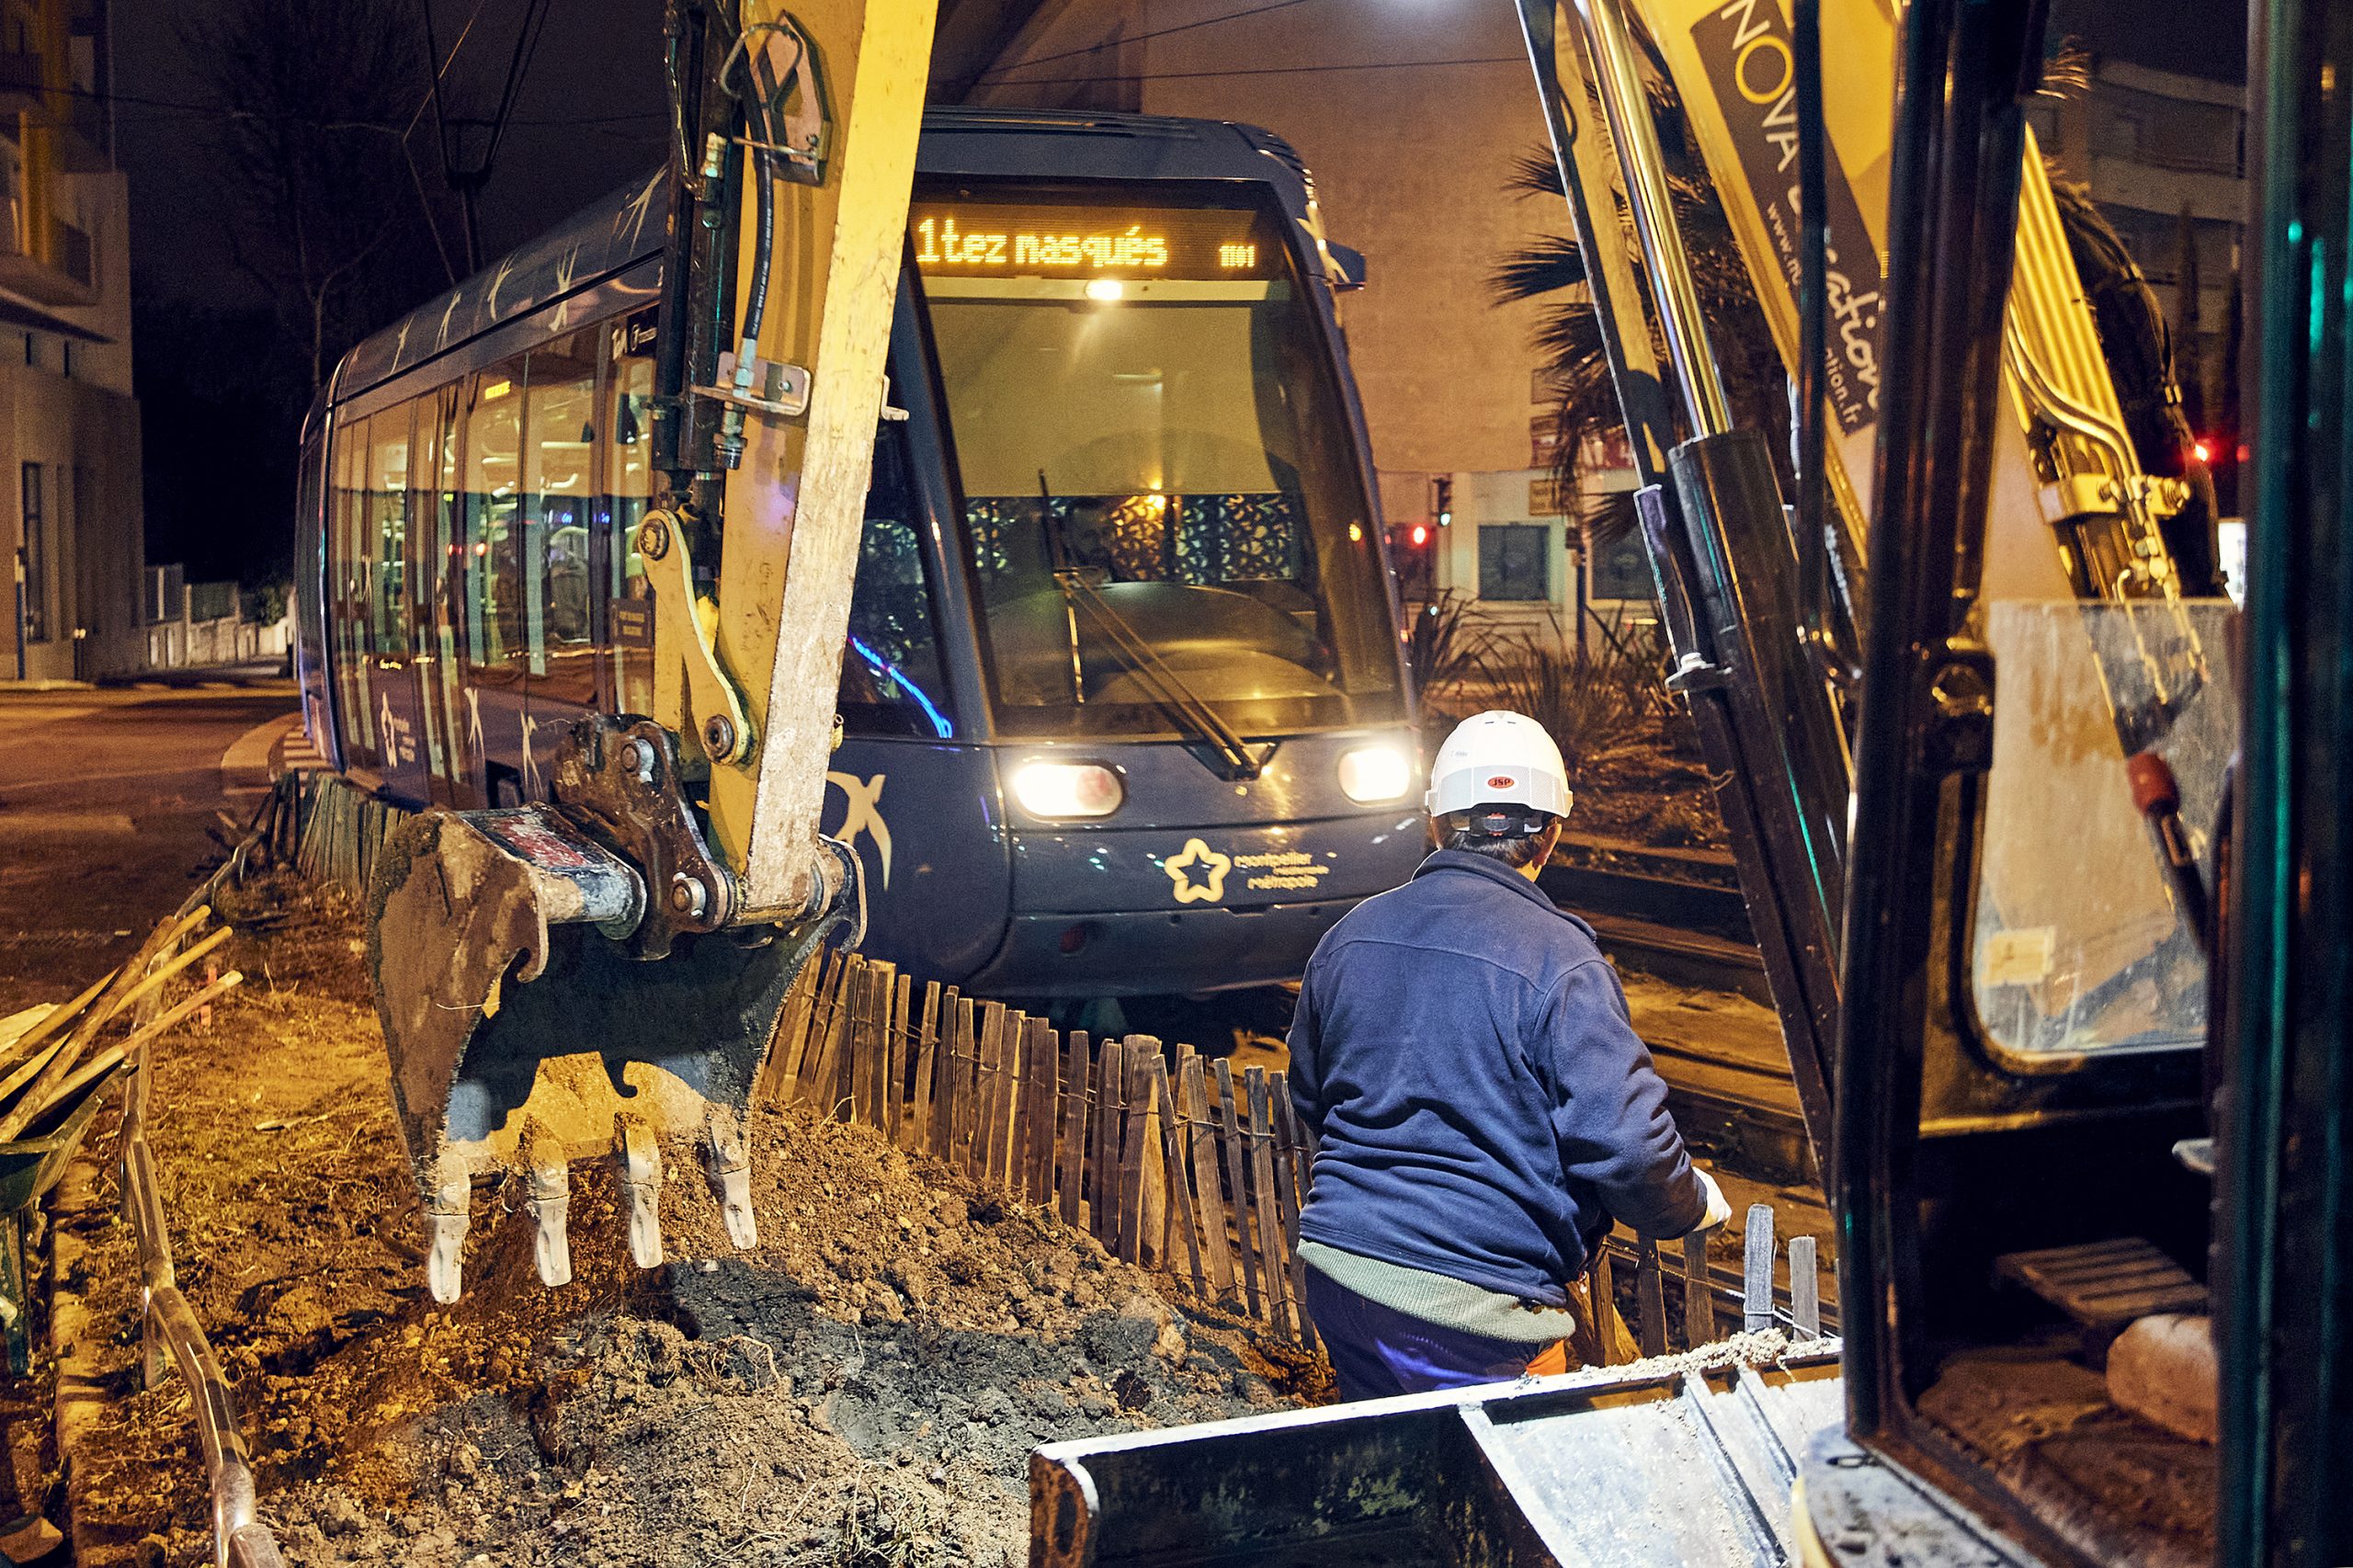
top-left (518, 332), bottom-right (603, 782)
top-left (415, 385), bottom-right (469, 805)
top-left (458, 358), bottom-right (530, 803)
top-left (360, 403), bottom-right (434, 803)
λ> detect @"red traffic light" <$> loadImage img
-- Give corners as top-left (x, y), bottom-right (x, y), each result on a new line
top-left (1409, 524), bottom-right (1429, 547)
top-left (2192, 438), bottom-right (2213, 464)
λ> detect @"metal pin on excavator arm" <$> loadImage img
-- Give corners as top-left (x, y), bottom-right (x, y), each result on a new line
top-left (366, 0), bottom-right (938, 1300)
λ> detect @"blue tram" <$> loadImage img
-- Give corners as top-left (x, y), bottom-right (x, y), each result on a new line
top-left (294, 108), bottom-right (1425, 998)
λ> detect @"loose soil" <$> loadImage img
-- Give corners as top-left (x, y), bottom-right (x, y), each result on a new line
top-left (60, 875), bottom-right (1325, 1568)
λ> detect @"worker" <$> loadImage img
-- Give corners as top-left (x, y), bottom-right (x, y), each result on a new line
top-left (1287, 710), bottom-right (1731, 1399)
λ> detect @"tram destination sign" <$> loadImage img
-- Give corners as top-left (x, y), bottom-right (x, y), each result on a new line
top-left (909, 199), bottom-right (1277, 278)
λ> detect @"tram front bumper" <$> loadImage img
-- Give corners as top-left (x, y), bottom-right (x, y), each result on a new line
top-left (968, 897), bottom-right (1360, 996)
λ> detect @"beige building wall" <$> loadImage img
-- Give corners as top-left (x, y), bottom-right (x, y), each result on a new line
top-left (970, 0), bottom-right (1568, 532)
top-left (3, 158), bottom-right (142, 682)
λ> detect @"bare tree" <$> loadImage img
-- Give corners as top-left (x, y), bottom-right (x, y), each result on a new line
top-left (182, 0), bottom-right (452, 390)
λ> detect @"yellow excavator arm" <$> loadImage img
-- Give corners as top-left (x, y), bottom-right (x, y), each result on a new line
top-left (366, 0), bottom-right (937, 1300)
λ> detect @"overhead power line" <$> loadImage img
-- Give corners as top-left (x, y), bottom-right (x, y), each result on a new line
top-left (978, 56), bottom-right (1527, 88)
top-left (973, 0), bottom-right (1333, 84)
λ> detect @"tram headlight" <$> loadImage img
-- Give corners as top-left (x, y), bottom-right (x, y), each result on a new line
top-left (1337, 744), bottom-right (1414, 805)
top-left (1012, 760), bottom-right (1125, 820)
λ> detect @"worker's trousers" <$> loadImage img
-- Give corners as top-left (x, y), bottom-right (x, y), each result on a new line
top-left (1305, 1269), bottom-right (1621, 1402)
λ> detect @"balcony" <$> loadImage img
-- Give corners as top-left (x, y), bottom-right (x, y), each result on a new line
top-left (0, 216), bottom-right (96, 307)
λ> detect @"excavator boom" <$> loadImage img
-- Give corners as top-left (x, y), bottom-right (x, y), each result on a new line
top-left (366, 0), bottom-right (938, 1298)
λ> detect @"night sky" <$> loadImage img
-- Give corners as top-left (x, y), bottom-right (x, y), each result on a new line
top-left (118, 0), bottom-right (672, 313)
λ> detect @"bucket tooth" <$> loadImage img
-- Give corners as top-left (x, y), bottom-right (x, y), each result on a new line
top-left (424, 1156), bottom-right (472, 1306)
top-left (705, 1106), bottom-right (757, 1250)
top-left (617, 1117), bottom-right (665, 1269)
top-left (527, 1131), bottom-right (573, 1289)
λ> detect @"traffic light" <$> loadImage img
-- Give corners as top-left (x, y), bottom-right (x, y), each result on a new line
top-left (1432, 475), bottom-right (1453, 528)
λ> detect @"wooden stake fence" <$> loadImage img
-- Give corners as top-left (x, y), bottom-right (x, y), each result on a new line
top-left (758, 949), bottom-right (1323, 1346)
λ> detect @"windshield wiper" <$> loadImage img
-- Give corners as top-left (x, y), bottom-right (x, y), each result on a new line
top-left (1054, 567), bottom-right (1267, 781)
top-left (1036, 469), bottom-right (1267, 780)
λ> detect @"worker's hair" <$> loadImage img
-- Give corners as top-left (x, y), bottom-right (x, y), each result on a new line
top-left (1444, 807), bottom-right (1558, 869)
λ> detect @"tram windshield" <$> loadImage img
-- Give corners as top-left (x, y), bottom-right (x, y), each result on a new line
top-left (914, 183), bottom-right (1401, 740)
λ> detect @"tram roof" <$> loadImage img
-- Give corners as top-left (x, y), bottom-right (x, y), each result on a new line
top-left (330, 108), bottom-right (1319, 405)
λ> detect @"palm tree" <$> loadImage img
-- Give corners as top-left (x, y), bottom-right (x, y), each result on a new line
top-left (1491, 91), bottom-right (1792, 554)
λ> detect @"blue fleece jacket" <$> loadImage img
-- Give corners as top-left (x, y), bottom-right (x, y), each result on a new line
top-left (1286, 848), bottom-right (1707, 1306)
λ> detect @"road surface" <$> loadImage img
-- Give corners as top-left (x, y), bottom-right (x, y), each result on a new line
top-left (0, 679), bottom-right (301, 1016)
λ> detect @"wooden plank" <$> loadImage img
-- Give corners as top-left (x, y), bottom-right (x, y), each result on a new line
top-left (1180, 1055), bottom-right (1234, 1293)
top-left (806, 955), bottom-right (856, 1117)
top-left (1587, 1248), bottom-right (1620, 1364)
top-left (1681, 1231), bottom-right (1716, 1346)
top-left (911, 981), bottom-right (943, 1156)
top-left (1269, 1074), bottom-right (1317, 1351)
top-left (949, 998), bottom-right (978, 1176)
top-left (868, 963), bottom-right (898, 1132)
top-left (1094, 1040), bottom-right (1127, 1252)
top-left (1010, 1021), bottom-right (1039, 1201)
top-left (1634, 1235), bottom-right (1668, 1358)
top-left (1117, 1046), bottom-right (1154, 1266)
top-left (847, 963), bottom-right (876, 1129)
top-left (945, 994), bottom-right (975, 1166)
top-left (754, 949), bottom-right (818, 1103)
top-left (784, 949), bottom-right (833, 1092)
top-left (1789, 1234), bottom-right (1821, 1339)
top-left (1125, 1039), bottom-right (1166, 1265)
top-left (976, 1004), bottom-right (1009, 1187)
top-left (1057, 1031), bottom-right (1090, 1228)
top-left (1744, 1204), bottom-right (1777, 1334)
top-left (886, 972), bottom-right (912, 1145)
top-left (1150, 1057), bottom-right (1207, 1297)
top-left (1029, 1018), bottom-right (1059, 1202)
top-left (1244, 1067), bottom-right (1292, 1338)
top-left (1213, 1059), bottom-right (1262, 1319)
top-left (996, 1011), bottom-right (1028, 1193)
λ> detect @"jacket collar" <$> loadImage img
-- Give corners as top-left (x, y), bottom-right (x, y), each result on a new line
top-left (1412, 847), bottom-right (1596, 937)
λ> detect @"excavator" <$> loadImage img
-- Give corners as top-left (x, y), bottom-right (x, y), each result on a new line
top-left (350, 0), bottom-right (2346, 1561)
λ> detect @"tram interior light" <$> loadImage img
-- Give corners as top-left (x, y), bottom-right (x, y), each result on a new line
top-left (1013, 760), bottom-right (1125, 819)
top-left (1085, 278), bottom-right (1126, 303)
top-left (1338, 744), bottom-right (1414, 805)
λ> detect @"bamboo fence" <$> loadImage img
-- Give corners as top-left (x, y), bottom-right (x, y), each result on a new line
top-left (753, 949), bottom-right (1324, 1346)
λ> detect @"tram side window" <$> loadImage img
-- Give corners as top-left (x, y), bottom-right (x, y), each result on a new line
top-left (602, 313), bottom-right (657, 715)
top-left (332, 413), bottom-right (377, 758)
top-left (840, 422), bottom-right (950, 739)
top-left (463, 361), bottom-right (526, 674)
top-left (369, 403), bottom-right (412, 658)
top-left (525, 333), bottom-right (598, 703)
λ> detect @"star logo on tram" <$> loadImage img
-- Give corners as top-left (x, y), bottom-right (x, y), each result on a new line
top-left (1163, 838), bottom-right (1231, 904)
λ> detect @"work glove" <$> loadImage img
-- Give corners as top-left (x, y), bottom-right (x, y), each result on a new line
top-left (1690, 1168), bottom-right (1733, 1233)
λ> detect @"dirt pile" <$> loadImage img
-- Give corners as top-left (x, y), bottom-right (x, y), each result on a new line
top-left (63, 876), bottom-right (1323, 1567)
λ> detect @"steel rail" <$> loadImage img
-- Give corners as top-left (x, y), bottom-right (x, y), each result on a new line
top-left (117, 818), bottom-right (288, 1568)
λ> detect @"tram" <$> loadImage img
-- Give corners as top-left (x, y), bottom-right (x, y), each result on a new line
top-left (293, 108), bottom-right (1423, 998)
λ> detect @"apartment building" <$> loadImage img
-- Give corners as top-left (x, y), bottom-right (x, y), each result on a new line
top-left (1, 0), bottom-right (140, 682)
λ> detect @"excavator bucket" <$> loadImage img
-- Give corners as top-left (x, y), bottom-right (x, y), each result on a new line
top-left (365, 716), bottom-right (853, 1301)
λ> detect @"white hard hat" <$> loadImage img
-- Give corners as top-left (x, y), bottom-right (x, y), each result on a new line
top-left (1427, 710), bottom-right (1574, 824)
